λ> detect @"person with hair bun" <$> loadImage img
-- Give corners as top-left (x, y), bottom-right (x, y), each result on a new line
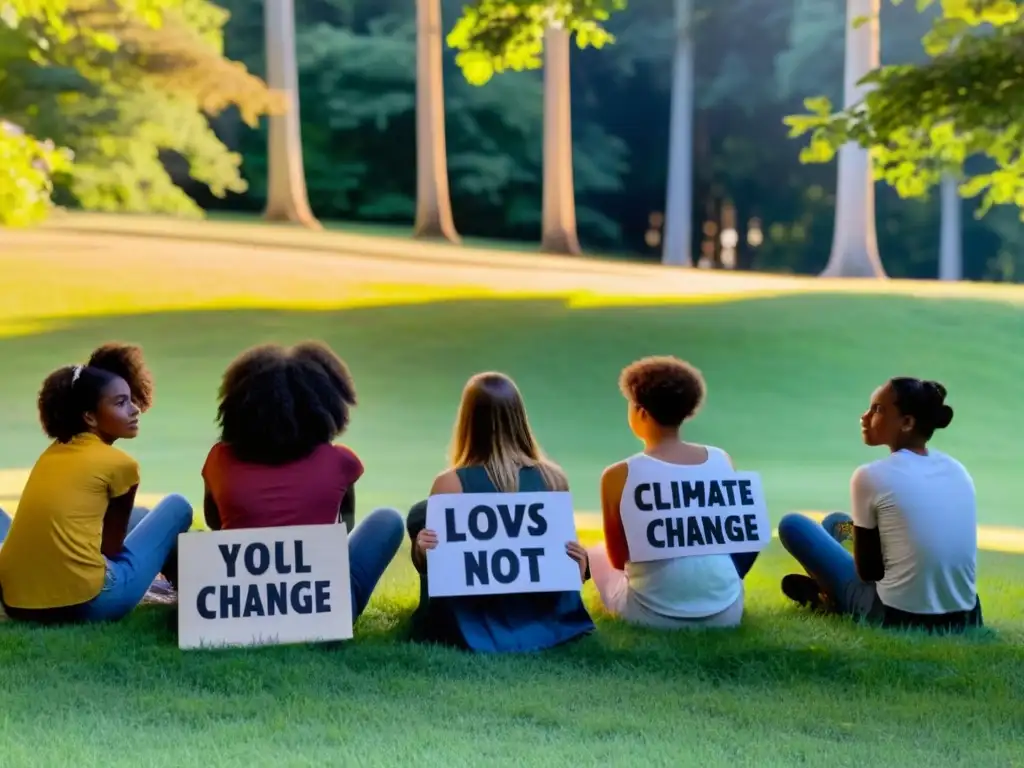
top-left (200, 341), bottom-right (403, 626)
top-left (778, 377), bottom-right (983, 632)
top-left (0, 343), bottom-right (194, 624)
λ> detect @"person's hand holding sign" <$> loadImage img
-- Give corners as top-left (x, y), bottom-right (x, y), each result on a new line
top-left (565, 541), bottom-right (588, 581)
top-left (417, 528), bottom-right (438, 554)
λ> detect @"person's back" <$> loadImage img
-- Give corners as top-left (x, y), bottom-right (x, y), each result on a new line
top-left (0, 435), bottom-right (138, 610)
top-left (410, 464), bottom-right (594, 653)
top-left (856, 448), bottom-right (976, 614)
top-left (203, 442), bottom-right (362, 530)
top-left (588, 356), bottom-right (756, 630)
top-left (778, 376), bottom-right (981, 633)
top-left (407, 371), bottom-right (594, 653)
top-left (622, 448), bottom-right (742, 618)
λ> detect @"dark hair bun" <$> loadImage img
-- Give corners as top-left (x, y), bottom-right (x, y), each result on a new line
top-left (923, 380), bottom-right (953, 429)
top-left (935, 404), bottom-right (954, 429)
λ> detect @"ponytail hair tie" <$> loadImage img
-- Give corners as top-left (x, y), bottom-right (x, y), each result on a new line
top-left (71, 365), bottom-right (83, 384)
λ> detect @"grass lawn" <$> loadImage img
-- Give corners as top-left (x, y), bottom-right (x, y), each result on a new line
top-left (0, 218), bottom-right (1022, 766)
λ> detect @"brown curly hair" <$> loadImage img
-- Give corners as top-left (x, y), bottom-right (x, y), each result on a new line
top-left (217, 341), bottom-right (357, 465)
top-left (618, 355), bottom-right (706, 428)
top-left (38, 342), bottom-right (154, 442)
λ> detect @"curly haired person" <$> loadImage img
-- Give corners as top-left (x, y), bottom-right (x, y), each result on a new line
top-left (588, 356), bottom-right (758, 630)
top-left (0, 343), bottom-right (193, 624)
top-left (199, 341), bottom-right (403, 626)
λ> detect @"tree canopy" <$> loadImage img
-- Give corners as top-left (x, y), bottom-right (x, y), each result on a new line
top-left (0, 0), bottom-right (279, 224)
top-left (447, 0), bottom-right (627, 84)
top-left (785, 0), bottom-right (1024, 219)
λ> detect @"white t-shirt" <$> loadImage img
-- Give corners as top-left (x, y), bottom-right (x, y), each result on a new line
top-left (850, 449), bottom-right (977, 614)
top-left (620, 448), bottom-right (742, 619)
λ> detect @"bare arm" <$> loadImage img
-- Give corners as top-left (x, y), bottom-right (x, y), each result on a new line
top-left (101, 484), bottom-right (139, 557)
top-left (338, 486), bottom-right (355, 533)
top-left (203, 484), bottom-right (222, 531)
top-left (850, 467), bottom-right (885, 582)
top-left (410, 470), bottom-right (462, 573)
top-left (599, 462), bottom-right (630, 571)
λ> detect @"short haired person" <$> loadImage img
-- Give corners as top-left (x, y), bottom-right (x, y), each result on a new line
top-left (588, 356), bottom-right (758, 629)
top-left (777, 378), bottom-right (982, 632)
top-left (200, 342), bottom-right (404, 626)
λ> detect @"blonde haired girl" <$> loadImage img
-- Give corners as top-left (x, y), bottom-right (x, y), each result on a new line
top-left (405, 372), bottom-right (594, 652)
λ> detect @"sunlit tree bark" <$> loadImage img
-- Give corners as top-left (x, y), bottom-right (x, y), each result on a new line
top-left (661, 0), bottom-right (694, 266)
top-left (414, 0), bottom-right (460, 242)
top-left (821, 0), bottom-right (885, 277)
top-left (540, 24), bottom-right (581, 255)
top-left (262, 0), bottom-right (319, 228)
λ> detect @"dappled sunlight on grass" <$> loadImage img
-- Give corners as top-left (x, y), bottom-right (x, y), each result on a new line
top-left (2, 218), bottom-right (1023, 341)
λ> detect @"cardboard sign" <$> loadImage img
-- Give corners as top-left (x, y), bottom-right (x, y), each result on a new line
top-left (621, 465), bottom-right (771, 563)
top-left (425, 492), bottom-right (582, 597)
top-left (177, 524), bottom-right (352, 650)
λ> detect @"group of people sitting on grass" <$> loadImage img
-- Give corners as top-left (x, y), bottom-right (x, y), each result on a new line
top-left (0, 340), bottom-right (983, 651)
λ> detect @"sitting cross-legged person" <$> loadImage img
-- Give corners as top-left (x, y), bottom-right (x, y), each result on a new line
top-left (0, 343), bottom-right (192, 625)
top-left (200, 341), bottom-right (404, 627)
top-left (777, 377), bottom-right (983, 633)
top-left (406, 371), bottom-right (595, 653)
top-left (587, 356), bottom-right (758, 630)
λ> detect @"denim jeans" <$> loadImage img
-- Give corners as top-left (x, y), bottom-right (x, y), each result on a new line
top-left (348, 507), bottom-right (404, 621)
top-left (77, 493), bottom-right (195, 622)
top-left (777, 512), bottom-right (880, 618)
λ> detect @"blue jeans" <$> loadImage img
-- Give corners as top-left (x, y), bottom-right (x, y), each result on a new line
top-left (79, 494), bottom-right (194, 622)
top-left (777, 512), bottom-right (880, 618)
top-left (348, 507), bottom-right (404, 621)
top-left (0, 496), bottom-right (193, 623)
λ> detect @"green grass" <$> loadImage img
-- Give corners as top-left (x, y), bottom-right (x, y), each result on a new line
top-left (0, 295), bottom-right (1021, 525)
top-left (2, 545), bottom-right (1022, 767)
top-left (1, 226), bottom-right (1023, 765)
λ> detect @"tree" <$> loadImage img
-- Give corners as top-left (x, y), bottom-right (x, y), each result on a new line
top-left (414, 0), bottom-right (460, 242)
top-left (262, 0), bottom-right (319, 227)
top-left (1, 0), bottom-right (280, 221)
top-left (448, 1), bottom-right (627, 254)
top-left (785, 0), bottom-right (1024, 225)
top-left (939, 173), bottom-right (962, 280)
top-left (540, 21), bottom-right (580, 254)
top-left (661, 0), bottom-right (694, 266)
top-left (819, 0), bottom-right (886, 278)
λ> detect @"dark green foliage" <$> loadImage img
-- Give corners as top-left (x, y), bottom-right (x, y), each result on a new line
top-left (0, 0), bottom-right (279, 219)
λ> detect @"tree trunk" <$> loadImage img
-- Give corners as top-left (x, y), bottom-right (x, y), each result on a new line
top-left (262, 0), bottom-right (320, 228)
top-left (541, 25), bottom-right (581, 255)
top-left (939, 174), bottom-right (962, 281)
top-left (820, 0), bottom-right (884, 278)
top-left (661, 0), bottom-right (694, 267)
top-left (414, 0), bottom-right (460, 242)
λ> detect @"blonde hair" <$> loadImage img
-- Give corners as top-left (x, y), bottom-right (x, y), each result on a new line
top-left (450, 372), bottom-right (568, 493)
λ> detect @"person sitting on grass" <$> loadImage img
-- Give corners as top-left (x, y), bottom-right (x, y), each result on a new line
top-left (0, 343), bottom-right (193, 624)
top-left (777, 377), bottom-right (983, 633)
top-left (407, 372), bottom-right (595, 653)
top-left (200, 341), bottom-right (404, 626)
top-left (587, 356), bottom-right (757, 629)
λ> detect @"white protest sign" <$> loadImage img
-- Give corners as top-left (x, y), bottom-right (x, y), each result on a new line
top-left (176, 524), bottom-right (352, 650)
top-left (425, 492), bottom-right (583, 597)
top-left (621, 465), bottom-right (771, 563)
